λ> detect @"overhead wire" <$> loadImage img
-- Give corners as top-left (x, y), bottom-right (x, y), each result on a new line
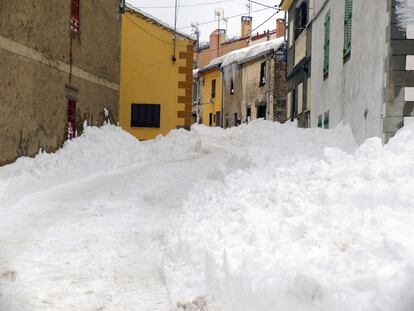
top-left (178, 7), bottom-right (271, 29)
top-left (125, 13), bottom-right (189, 46)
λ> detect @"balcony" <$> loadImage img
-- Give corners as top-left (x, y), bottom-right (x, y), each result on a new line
top-left (294, 29), bottom-right (307, 66)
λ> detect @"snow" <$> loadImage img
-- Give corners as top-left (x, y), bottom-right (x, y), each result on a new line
top-left (164, 121), bottom-right (414, 311)
top-left (2, 121), bottom-right (414, 311)
top-left (208, 37), bottom-right (285, 68)
top-left (0, 125), bottom-right (207, 310)
top-left (395, 0), bottom-right (414, 28)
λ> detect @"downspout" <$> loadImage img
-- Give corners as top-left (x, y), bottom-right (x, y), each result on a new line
top-left (266, 53), bottom-right (272, 120)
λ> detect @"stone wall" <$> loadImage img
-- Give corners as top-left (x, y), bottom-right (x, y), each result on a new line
top-left (0, 0), bottom-right (121, 165)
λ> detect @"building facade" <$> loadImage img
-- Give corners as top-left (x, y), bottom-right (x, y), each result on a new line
top-left (199, 65), bottom-right (223, 127)
top-left (281, 0), bottom-right (313, 129)
top-left (309, 0), bottom-right (414, 143)
top-left (222, 42), bottom-right (287, 127)
top-left (119, 7), bottom-right (195, 140)
top-left (0, 0), bottom-right (121, 166)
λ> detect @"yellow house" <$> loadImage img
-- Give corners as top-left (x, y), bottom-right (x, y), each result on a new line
top-left (119, 7), bottom-right (195, 140)
top-left (199, 64), bottom-right (222, 127)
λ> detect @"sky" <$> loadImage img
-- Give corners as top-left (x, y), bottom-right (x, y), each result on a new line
top-left (128, 0), bottom-right (284, 42)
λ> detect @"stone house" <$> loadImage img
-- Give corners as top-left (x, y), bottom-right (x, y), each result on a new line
top-left (222, 39), bottom-right (287, 127)
top-left (198, 38), bottom-right (287, 128)
top-left (0, 0), bottom-right (122, 166)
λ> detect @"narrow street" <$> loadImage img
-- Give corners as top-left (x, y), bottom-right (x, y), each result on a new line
top-left (0, 142), bottom-right (225, 311)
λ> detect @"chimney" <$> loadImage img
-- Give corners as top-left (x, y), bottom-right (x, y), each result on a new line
top-left (241, 16), bottom-right (253, 38)
top-left (276, 18), bottom-right (286, 38)
top-left (210, 29), bottom-right (226, 55)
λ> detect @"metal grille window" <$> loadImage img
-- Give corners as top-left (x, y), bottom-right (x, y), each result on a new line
top-left (343, 0), bottom-right (353, 58)
top-left (323, 13), bottom-right (330, 77)
top-left (71, 0), bottom-right (80, 34)
top-left (131, 104), bottom-right (160, 128)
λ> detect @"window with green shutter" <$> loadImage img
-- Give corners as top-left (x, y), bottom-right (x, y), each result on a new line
top-left (323, 13), bottom-right (330, 77)
top-left (323, 111), bottom-right (330, 129)
top-left (318, 115), bottom-right (323, 128)
top-left (343, 0), bottom-right (353, 58)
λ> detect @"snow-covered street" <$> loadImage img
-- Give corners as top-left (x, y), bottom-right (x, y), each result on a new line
top-left (0, 126), bottom-right (226, 310)
top-left (1, 121), bottom-right (414, 311)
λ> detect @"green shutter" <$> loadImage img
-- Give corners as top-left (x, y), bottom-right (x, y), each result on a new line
top-left (323, 13), bottom-right (330, 76)
top-left (343, 0), bottom-right (353, 57)
top-left (323, 111), bottom-right (330, 129)
top-left (318, 115), bottom-right (323, 128)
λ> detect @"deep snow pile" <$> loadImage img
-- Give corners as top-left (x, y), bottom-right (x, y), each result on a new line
top-left (0, 125), bottom-right (201, 207)
top-left (396, 0), bottom-right (414, 28)
top-left (165, 121), bottom-right (414, 311)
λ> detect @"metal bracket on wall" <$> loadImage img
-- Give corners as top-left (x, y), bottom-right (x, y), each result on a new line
top-left (65, 84), bottom-right (79, 101)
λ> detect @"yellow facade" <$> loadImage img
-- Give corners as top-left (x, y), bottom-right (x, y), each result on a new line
top-left (201, 69), bottom-right (222, 127)
top-left (119, 10), bottom-right (194, 140)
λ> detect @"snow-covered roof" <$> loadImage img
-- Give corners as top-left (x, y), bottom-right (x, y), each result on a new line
top-left (126, 5), bottom-right (195, 42)
top-left (207, 37), bottom-right (285, 68)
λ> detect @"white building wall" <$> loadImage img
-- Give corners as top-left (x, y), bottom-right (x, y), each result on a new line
top-left (311, 0), bottom-right (388, 143)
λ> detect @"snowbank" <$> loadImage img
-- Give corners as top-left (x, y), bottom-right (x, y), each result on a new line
top-left (0, 125), bottom-right (202, 207)
top-left (208, 37), bottom-right (285, 68)
top-left (395, 0), bottom-right (414, 28)
top-left (164, 121), bottom-right (414, 311)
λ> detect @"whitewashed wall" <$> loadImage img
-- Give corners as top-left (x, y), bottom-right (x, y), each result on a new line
top-left (311, 0), bottom-right (388, 143)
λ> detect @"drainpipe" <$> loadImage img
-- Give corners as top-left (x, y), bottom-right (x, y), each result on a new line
top-left (266, 53), bottom-right (272, 120)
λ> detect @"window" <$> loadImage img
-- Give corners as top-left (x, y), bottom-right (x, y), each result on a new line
top-left (66, 100), bottom-right (77, 140)
top-left (131, 104), bottom-right (160, 128)
top-left (317, 115), bottom-right (323, 128)
top-left (209, 113), bottom-right (213, 126)
top-left (215, 111), bottom-right (221, 127)
top-left (247, 107), bottom-right (251, 122)
top-left (230, 79), bottom-right (235, 95)
top-left (71, 0), bottom-right (80, 34)
top-left (323, 111), bottom-right (330, 129)
top-left (295, 0), bottom-right (308, 39)
top-left (260, 62), bottom-right (266, 87)
top-left (211, 79), bottom-right (216, 98)
top-left (297, 83), bottom-right (304, 114)
top-left (257, 105), bottom-right (267, 119)
top-left (323, 12), bottom-right (331, 77)
top-left (343, 0), bottom-right (353, 58)
top-left (234, 113), bottom-right (238, 126)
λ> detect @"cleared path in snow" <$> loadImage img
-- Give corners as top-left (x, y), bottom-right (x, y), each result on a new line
top-left (0, 147), bottom-right (224, 311)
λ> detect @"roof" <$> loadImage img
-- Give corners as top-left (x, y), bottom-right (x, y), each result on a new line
top-left (207, 37), bottom-right (285, 68)
top-left (198, 62), bottom-right (222, 75)
top-left (280, 0), bottom-right (294, 11)
top-left (125, 5), bottom-right (195, 42)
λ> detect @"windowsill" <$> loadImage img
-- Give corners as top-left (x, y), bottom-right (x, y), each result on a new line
top-left (343, 52), bottom-right (351, 64)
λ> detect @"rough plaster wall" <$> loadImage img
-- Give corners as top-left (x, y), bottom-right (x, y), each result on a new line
top-left (222, 64), bottom-right (243, 128)
top-left (0, 0), bottom-right (121, 165)
top-left (241, 59), bottom-right (269, 122)
top-left (311, 0), bottom-right (387, 143)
